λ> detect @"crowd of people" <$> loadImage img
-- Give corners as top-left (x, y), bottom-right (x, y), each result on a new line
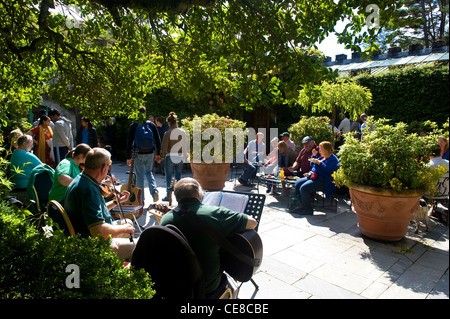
top-left (3, 108), bottom-right (449, 297)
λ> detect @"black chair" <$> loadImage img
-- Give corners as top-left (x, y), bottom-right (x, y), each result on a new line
top-left (131, 225), bottom-right (237, 299)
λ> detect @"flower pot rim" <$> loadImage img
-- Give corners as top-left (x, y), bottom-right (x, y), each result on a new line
top-left (349, 183), bottom-right (426, 197)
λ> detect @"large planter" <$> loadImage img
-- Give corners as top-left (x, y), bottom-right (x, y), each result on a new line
top-left (190, 162), bottom-right (230, 191)
top-left (349, 184), bottom-right (424, 241)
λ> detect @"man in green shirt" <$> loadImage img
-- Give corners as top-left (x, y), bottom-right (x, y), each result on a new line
top-left (48, 143), bottom-right (91, 204)
top-left (64, 148), bottom-right (135, 260)
top-left (160, 178), bottom-right (257, 296)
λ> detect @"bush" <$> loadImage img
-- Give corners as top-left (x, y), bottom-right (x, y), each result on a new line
top-left (181, 113), bottom-right (247, 163)
top-left (0, 202), bottom-right (154, 299)
top-left (333, 118), bottom-right (446, 192)
top-left (288, 116), bottom-right (335, 147)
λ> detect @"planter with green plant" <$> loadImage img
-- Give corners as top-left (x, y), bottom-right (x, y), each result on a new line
top-left (333, 118), bottom-right (447, 241)
top-left (181, 113), bottom-right (247, 191)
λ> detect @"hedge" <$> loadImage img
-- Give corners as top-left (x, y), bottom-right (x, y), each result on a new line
top-left (354, 63), bottom-right (449, 125)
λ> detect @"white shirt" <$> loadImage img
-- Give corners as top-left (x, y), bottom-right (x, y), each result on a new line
top-left (338, 117), bottom-right (351, 134)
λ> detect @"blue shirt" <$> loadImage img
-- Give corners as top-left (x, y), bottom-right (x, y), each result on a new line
top-left (9, 150), bottom-right (42, 189)
top-left (81, 129), bottom-right (89, 145)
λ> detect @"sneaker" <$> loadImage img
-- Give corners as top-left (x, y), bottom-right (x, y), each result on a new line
top-left (162, 196), bottom-right (169, 202)
top-left (152, 191), bottom-right (159, 202)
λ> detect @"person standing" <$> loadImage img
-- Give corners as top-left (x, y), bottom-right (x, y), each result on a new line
top-left (48, 109), bottom-right (74, 165)
top-left (160, 112), bottom-right (187, 201)
top-left (76, 117), bottom-right (98, 148)
top-left (27, 115), bottom-right (55, 168)
top-left (126, 106), bottom-right (161, 204)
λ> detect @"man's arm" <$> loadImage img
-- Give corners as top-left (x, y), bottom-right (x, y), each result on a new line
top-left (89, 222), bottom-right (135, 239)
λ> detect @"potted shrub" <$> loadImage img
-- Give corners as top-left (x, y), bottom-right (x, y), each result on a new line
top-left (181, 113), bottom-right (247, 191)
top-left (333, 118), bottom-right (446, 241)
top-left (288, 116), bottom-right (335, 148)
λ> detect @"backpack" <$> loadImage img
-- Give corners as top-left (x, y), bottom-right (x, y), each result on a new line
top-left (134, 121), bottom-right (155, 152)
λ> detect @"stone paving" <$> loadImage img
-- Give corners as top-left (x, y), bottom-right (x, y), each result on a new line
top-left (111, 162), bottom-right (449, 299)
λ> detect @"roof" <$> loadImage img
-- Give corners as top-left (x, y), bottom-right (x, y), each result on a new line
top-left (324, 46), bottom-right (449, 75)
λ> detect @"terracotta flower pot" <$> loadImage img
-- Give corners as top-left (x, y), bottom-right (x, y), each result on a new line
top-left (190, 162), bottom-right (231, 191)
top-left (349, 184), bottom-right (424, 241)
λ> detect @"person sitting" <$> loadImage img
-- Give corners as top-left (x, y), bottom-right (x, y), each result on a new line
top-left (48, 143), bottom-right (91, 205)
top-left (264, 141), bottom-right (297, 193)
top-left (293, 141), bottom-right (340, 215)
top-left (64, 148), bottom-right (135, 260)
top-left (9, 135), bottom-right (42, 201)
top-left (238, 132), bottom-right (265, 186)
top-left (280, 132), bottom-right (296, 151)
top-left (160, 178), bottom-right (257, 297)
top-left (287, 136), bottom-right (319, 177)
top-left (263, 137), bottom-right (279, 174)
top-left (438, 136), bottom-right (449, 160)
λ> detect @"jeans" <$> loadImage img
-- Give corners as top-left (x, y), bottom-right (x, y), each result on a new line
top-left (164, 155), bottom-right (183, 190)
top-left (53, 146), bottom-right (69, 165)
top-left (240, 162), bottom-right (257, 182)
top-left (294, 175), bottom-right (326, 213)
top-left (134, 153), bottom-right (157, 203)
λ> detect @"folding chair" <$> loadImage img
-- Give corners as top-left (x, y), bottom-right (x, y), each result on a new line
top-left (423, 172), bottom-right (449, 223)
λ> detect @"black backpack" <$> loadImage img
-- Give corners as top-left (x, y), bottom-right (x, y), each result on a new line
top-left (134, 121), bottom-right (155, 152)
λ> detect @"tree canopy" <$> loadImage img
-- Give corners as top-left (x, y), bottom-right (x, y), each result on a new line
top-left (1, 0), bottom-right (406, 122)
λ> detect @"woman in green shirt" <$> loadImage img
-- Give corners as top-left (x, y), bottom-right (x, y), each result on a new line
top-left (48, 143), bottom-right (91, 204)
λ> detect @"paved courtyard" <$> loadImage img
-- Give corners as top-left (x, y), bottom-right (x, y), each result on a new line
top-left (111, 162), bottom-right (449, 299)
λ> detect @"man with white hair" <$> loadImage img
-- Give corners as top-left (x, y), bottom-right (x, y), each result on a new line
top-left (238, 132), bottom-right (265, 186)
top-left (160, 177), bottom-right (257, 297)
top-left (64, 148), bottom-right (135, 260)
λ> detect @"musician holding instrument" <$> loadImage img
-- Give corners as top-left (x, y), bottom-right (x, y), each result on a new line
top-left (64, 148), bottom-right (136, 260)
top-left (160, 178), bottom-right (257, 297)
top-left (48, 143), bottom-right (91, 205)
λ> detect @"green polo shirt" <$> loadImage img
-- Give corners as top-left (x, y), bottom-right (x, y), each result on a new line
top-left (160, 198), bottom-right (248, 294)
top-left (64, 171), bottom-right (113, 238)
top-left (48, 158), bottom-right (81, 203)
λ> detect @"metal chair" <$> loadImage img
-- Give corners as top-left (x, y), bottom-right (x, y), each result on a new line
top-left (47, 200), bottom-right (75, 236)
top-left (423, 172), bottom-right (449, 223)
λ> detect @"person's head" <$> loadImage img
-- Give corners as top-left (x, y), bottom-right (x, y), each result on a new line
top-left (39, 115), bottom-right (51, 127)
top-left (302, 136), bottom-right (315, 150)
top-left (430, 144), bottom-right (442, 158)
top-left (174, 178), bottom-right (204, 202)
top-left (438, 136), bottom-right (449, 152)
top-left (277, 141), bottom-right (287, 154)
top-left (155, 116), bottom-right (165, 127)
top-left (256, 132), bottom-right (264, 143)
top-left (48, 109), bottom-right (60, 121)
top-left (270, 137), bottom-right (279, 149)
top-left (360, 113), bottom-right (368, 123)
top-left (166, 112), bottom-right (178, 127)
top-left (67, 143), bottom-right (91, 165)
top-left (80, 117), bottom-right (92, 129)
top-left (319, 141), bottom-right (334, 158)
top-left (17, 134), bottom-right (33, 152)
top-left (280, 132), bottom-right (290, 142)
top-left (8, 129), bottom-right (23, 148)
top-left (84, 148), bottom-right (111, 181)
